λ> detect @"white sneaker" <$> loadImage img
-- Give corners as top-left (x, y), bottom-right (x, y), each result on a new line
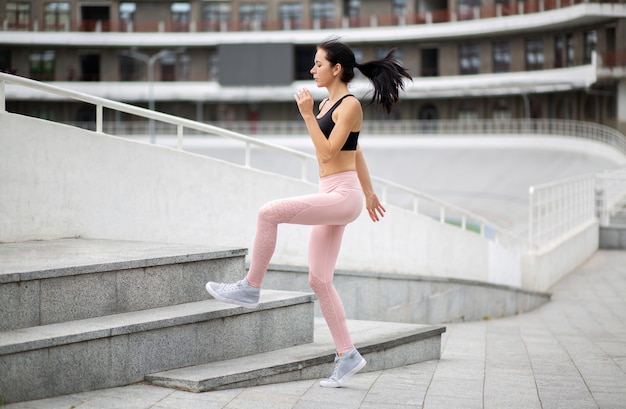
top-left (320, 347), bottom-right (366, 388)
top-left (205, 279), bottom-right (260, 309)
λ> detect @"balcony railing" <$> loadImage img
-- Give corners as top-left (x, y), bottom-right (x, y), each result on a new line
top-left (1, 0), bottom-right (615, 33)
top-left (80, 118), bottom-right (626, 156)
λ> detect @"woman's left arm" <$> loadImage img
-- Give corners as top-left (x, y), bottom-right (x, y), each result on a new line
top-left (355, 146), bottom-right (386, 222)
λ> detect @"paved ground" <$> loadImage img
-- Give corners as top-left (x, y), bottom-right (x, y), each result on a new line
top-left (5, 249), bottom-right (625, 409)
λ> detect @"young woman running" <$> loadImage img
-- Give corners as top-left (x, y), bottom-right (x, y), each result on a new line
top-left (206, 38), bottom-right (412, 388)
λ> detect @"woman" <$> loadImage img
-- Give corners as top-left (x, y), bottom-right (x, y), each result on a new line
top-left (206, 38), bottom-right (412, 388)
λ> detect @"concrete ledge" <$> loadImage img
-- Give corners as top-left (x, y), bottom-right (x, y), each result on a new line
top-left (262, 265), bottom-right (551, 324)
top-left (146, 318), bottom-right (446, 392)
top-left (599, 226), bottom-right (626, 249)
top-left (0, 239), bottom-right (248, 331)
top-left (0, 238), bottom-right (247, 282)
top-left (0, 290), bottom-right (314, 355)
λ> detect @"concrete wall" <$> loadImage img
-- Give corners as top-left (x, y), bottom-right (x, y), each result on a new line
top-left (0, 112), bottom-right (596, 292)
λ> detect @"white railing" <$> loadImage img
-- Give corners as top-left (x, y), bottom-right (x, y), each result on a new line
top-left (0, 72), bottom-right (317, 181)
top-left (528, 174), bottom-right (597, 253)
top-left (59, 119), bottom-right (626, 155)
top-left (2, 72), bottom-right (625, 255)
top-left (596, 167), bottom-right (626, 226)
top-left (0, 72), bottom-right (527, 249)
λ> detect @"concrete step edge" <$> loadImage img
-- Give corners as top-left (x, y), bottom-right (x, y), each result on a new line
top-left (0, 238), bottom-right (247, 283)
top-left (146, 318), bottom-right (446, 392)
top-left (0, 290), bottom-right (315, 355)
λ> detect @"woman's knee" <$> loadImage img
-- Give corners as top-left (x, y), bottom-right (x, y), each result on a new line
top-left (308, 273), bottom-right (333, 294)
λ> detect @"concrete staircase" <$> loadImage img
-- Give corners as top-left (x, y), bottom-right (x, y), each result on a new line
top-left (0, 239), bottom-right (445, 404)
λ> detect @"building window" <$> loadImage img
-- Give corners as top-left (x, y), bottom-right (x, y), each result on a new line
top-left (492, 99), bottom-right (511, 119)
top-left (6, 1), bottom-right (31, 30)
top-left (492, 41), bottom-right (510, 73)
top-left (208, 50), bottom-right (219, 80)
top-left (554, 35), bottom-right (563, 68)
top-left (607, 96), bottom-right (616, 119)
top-left (525, 37), bottom-right (543, 70)
top-left (556, 99), bottom-right (572, 119)
top-left (161, 53), bottom-right (177, 81)
top-left (583, 30), bottom-right (597, 64)
top-left (29, 50), bottom-right (55, 81)
top-left (279, 2), bottom-right (302, 30)
top-left (202, 2), bottom-right (230, 31)
top-left (344, 0), bottom-right (360, 26)
top-left (421, 48), bottom-right (438, 77)
top-left (311, 1), bottom-right (334, 29)
top-left (458, 0), bottom-right (480, 20)
top-left (119, 2), bottom-right (135, 31)
top-left (171, 2), bottom-right (190, 32)
top-left (344, 0), bottom-right (359, 17)
top-left (44, 2), bottom-right (70, 31)
top-left (566, 34), bottom-right (574, 67)
top-left (459, 43), bottom-right (480, 75)
top-left (392, 0), bottom-right (406, 17)
top-left (0, 50), bottom-right (14, 74)
top-left (239, 3), bottom-right (267, 31)
top-left (584, 97), bottom-right (596, 120)
top-left (458, 108), bottom-right (478, 120)
top-left (119, 55), bottom-right (143, 81)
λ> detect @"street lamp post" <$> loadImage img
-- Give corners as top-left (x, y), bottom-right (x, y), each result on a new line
top-left (120, 48), bottom-right (183, 143)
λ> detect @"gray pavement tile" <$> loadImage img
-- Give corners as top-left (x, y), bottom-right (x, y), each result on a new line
top-left (593, 392), bottom-right (626, 409)
top-left (223, 399), bottom-right (294, 409)
top-left (152, 397), bottom-right (228, 409)
top-left (484, 389), bottom-right (542, 408)
top-left (423, 394), bottom-right (483, 409)
top-left (360, 403), bottom-right (422, 409)
top-left (299, 383), bottom-right (369, 404)
top-left (293, 400), bottom-right (361, 409)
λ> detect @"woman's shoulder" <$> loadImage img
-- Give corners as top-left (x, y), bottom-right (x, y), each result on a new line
top-left (334, 95), bottom-right (363, 125)
top-left (339, 95), bottom-right (362, 113)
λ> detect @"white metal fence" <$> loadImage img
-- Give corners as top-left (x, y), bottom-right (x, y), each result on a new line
top-left (527, 167), bottom-right (626, 252)
top-left (528, 174), bottom-right (597, 252)
top-left (62, 118), bottom-right (626, 156)
top-left (2, 72), bottom-right (626, 254)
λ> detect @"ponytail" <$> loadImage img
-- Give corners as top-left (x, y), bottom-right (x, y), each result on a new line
top-left (318, 39), bottom-right (412, 114)
top-left (355, 49), bottom-right (412, 114)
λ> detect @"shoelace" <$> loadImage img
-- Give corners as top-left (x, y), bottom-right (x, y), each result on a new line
top-left (328, 355), bottom-right (342, 380)
top-left (219, 281), bottom-right (243, 292)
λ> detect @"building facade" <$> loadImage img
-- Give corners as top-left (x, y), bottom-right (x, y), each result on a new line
top-left (1, 0), bottom-right (626, 134)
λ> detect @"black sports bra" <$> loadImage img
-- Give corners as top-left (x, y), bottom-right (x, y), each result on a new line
top-left (316, 94), bottom-right (359, 151)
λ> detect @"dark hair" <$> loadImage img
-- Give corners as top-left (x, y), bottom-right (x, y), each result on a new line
top-left (318, 38), bottom-right (412, 114)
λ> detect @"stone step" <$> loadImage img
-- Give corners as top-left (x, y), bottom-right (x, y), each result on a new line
top-left (146, 318), bottom-right (446, 392)
top-left (0, 290), bottom-right (315, 404)
top-left (0, 238), bottom-right (247, 331)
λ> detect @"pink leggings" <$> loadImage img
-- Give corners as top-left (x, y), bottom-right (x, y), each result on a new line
top-left (246, 170), bottom-right (363, 354)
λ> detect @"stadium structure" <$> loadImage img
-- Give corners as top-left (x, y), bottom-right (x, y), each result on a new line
top-left (1, 0), bottom-right (625, 134)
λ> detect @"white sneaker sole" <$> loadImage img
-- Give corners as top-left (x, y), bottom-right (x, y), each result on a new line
top-left (205, 282), bottom-right (259, 309)
top-left (319, 357), bottom-right (366, 388)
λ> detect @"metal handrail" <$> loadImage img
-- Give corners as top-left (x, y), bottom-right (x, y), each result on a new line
top-left (0, 72), bottom-right (528, 248)
top-left (596, 167), bottom-right (626, 226)
top-left (528, 174), bottom-right (597, 252)
top-left (0, 72), bottom-right (316, 181)
top-left (60, 118), bottom-right (626, 155)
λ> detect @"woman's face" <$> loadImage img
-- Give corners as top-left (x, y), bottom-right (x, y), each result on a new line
top-left (310, 48), bottom-right (336, 87)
